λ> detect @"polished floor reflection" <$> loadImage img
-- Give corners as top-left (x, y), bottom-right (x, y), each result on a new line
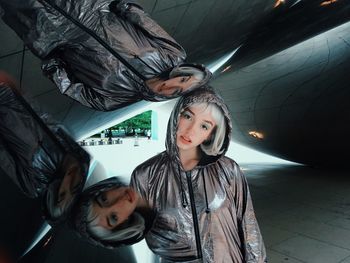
top-left (245, 163), bottom-right (350, 263)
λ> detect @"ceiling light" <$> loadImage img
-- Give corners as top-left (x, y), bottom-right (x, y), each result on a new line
top-left (320, 0), bottom-right (337, 6)
top-left (274, 0), bottom-right (285, 8)
top-left (248, 131), bottom-right (264, 139)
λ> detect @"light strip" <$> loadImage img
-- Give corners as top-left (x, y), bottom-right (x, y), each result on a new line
top-left (207, 45), bottom-right (242, 73)
top-left (21, 222), bottom-right (51, 257)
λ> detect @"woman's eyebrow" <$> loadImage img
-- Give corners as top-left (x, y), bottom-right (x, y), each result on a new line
top-left (204, 120), bottom-right (214, 126)
top-left (184, 76), bottom-right (191, 82)
top-left (186, 108), bottom-right (195, 115)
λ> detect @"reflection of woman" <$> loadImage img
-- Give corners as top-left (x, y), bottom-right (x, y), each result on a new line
top-left (0, 73), bottom-right (90, 224)
top-left (0, 0), bottom-right (211, 111)
top-left (131, 88), bottom-right (266, 262)
top-left (0, 72), bottom-right (150, 248)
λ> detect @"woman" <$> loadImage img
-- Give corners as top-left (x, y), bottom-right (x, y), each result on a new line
top-left (0, 0), bottom-right (211, 111)
top-left (131, 87), bottom-right (266, 262)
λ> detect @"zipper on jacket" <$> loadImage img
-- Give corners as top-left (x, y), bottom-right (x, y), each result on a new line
top-left (185, 171), bottom-right (203, 260)
top-left (38, 0), bottom-right (147, 81)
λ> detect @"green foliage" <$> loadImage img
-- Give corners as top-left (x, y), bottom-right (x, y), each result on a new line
top-left (92, 110), bottom-right (152, 137)
top-left (113, 110), bottom-right (151, 131)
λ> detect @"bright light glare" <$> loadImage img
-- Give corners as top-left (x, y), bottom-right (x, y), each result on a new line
top-left (248, 131), bottom-right (264, 139)
top-left (274, 0), bottom-right (285, 8)
top-left (320, 0), bottom-right (337, 6)
top-left (207, 46), bottom-right (241, 73)
top-left (21, 222), bottom-right (51, 257)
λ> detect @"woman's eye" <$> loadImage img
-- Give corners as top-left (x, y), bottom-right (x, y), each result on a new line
top-left (98, 192), bottom-right (108, 205)
top-left (109, 213), bottom-right (118, 226)
top-left (181, 111), bottom-right (192, 120)
top-left (201, 124), bottom-right (209, 131)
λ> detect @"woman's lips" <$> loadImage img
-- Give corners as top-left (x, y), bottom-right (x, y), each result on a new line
top-left (180, 135), bottom-right (191, 144)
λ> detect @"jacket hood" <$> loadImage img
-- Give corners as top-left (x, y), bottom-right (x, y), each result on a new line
top-left (165, 86), bottom-right (232, 168)
top-left (141, 63), bottom-right (212, 102)
top-left (69, 176), bottom-right (147, 249)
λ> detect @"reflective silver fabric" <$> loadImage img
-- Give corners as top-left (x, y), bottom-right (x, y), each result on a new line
top-left (0, 0), bottom-right (186, 110)
top-left (131, 88), bottom-right (266, 262)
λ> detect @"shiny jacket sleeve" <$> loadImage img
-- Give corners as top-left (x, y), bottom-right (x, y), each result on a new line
top-left (42, 58), bottom-right (123, 111)
top-left (110, 0), bottom-right (186, 60)
top-left (233, 163), bottom-right (267, 263)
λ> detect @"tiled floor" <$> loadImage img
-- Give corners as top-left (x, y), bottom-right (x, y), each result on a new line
top-left (244, 163), bottom-right (350, 263)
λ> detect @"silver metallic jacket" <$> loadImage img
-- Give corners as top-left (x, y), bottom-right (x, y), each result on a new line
top-left (0, 0), bottom-right (186, 111)
top-left (131, 88), bottom-right (267, 262)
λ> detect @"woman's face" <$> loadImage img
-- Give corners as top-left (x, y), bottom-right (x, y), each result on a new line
top-left (91, 187), bottom-right (138, 230)
top-left (152, 76), bottom-right (198, 96)
top-left (176, 104), bottom-right (216, 152)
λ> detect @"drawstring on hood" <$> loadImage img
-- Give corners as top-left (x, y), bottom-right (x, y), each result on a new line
top-left (176, 164), bottom-right (188, 208)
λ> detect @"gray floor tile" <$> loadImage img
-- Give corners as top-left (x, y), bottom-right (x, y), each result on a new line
top-left (339, 256), bottom-right (350, 263)
top-left (267, 249), bottom-right (304, 263)
top-left (271, 236), bottom-right (350, 263)
top-left (244, 164), bottom-right (350, 263)
top-left (0, 53), bottom-right (22, 82)
top-left (266, 214), bottom-right (350, 250)
top-left (285, 204), bottom-right (342, 224)
top-left (260, 225), bottom-right (297, 248)
top-left (327, 217), bottom-right (350, 231)
top-left (0, 21), bottom-right (23, 56)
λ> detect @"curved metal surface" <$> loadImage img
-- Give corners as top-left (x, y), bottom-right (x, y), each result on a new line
top-left (209, 0), bottom-right (350, 166)
top-left (213, 20), bottom-right (350, 166)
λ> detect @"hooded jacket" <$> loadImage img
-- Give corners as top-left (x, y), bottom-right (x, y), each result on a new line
top-left (131, 88), bottom-right (266, 262)
top-left (0, 85), bottom-right (90, 225)
top-left (0, 0), bottom-right (211, 111)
